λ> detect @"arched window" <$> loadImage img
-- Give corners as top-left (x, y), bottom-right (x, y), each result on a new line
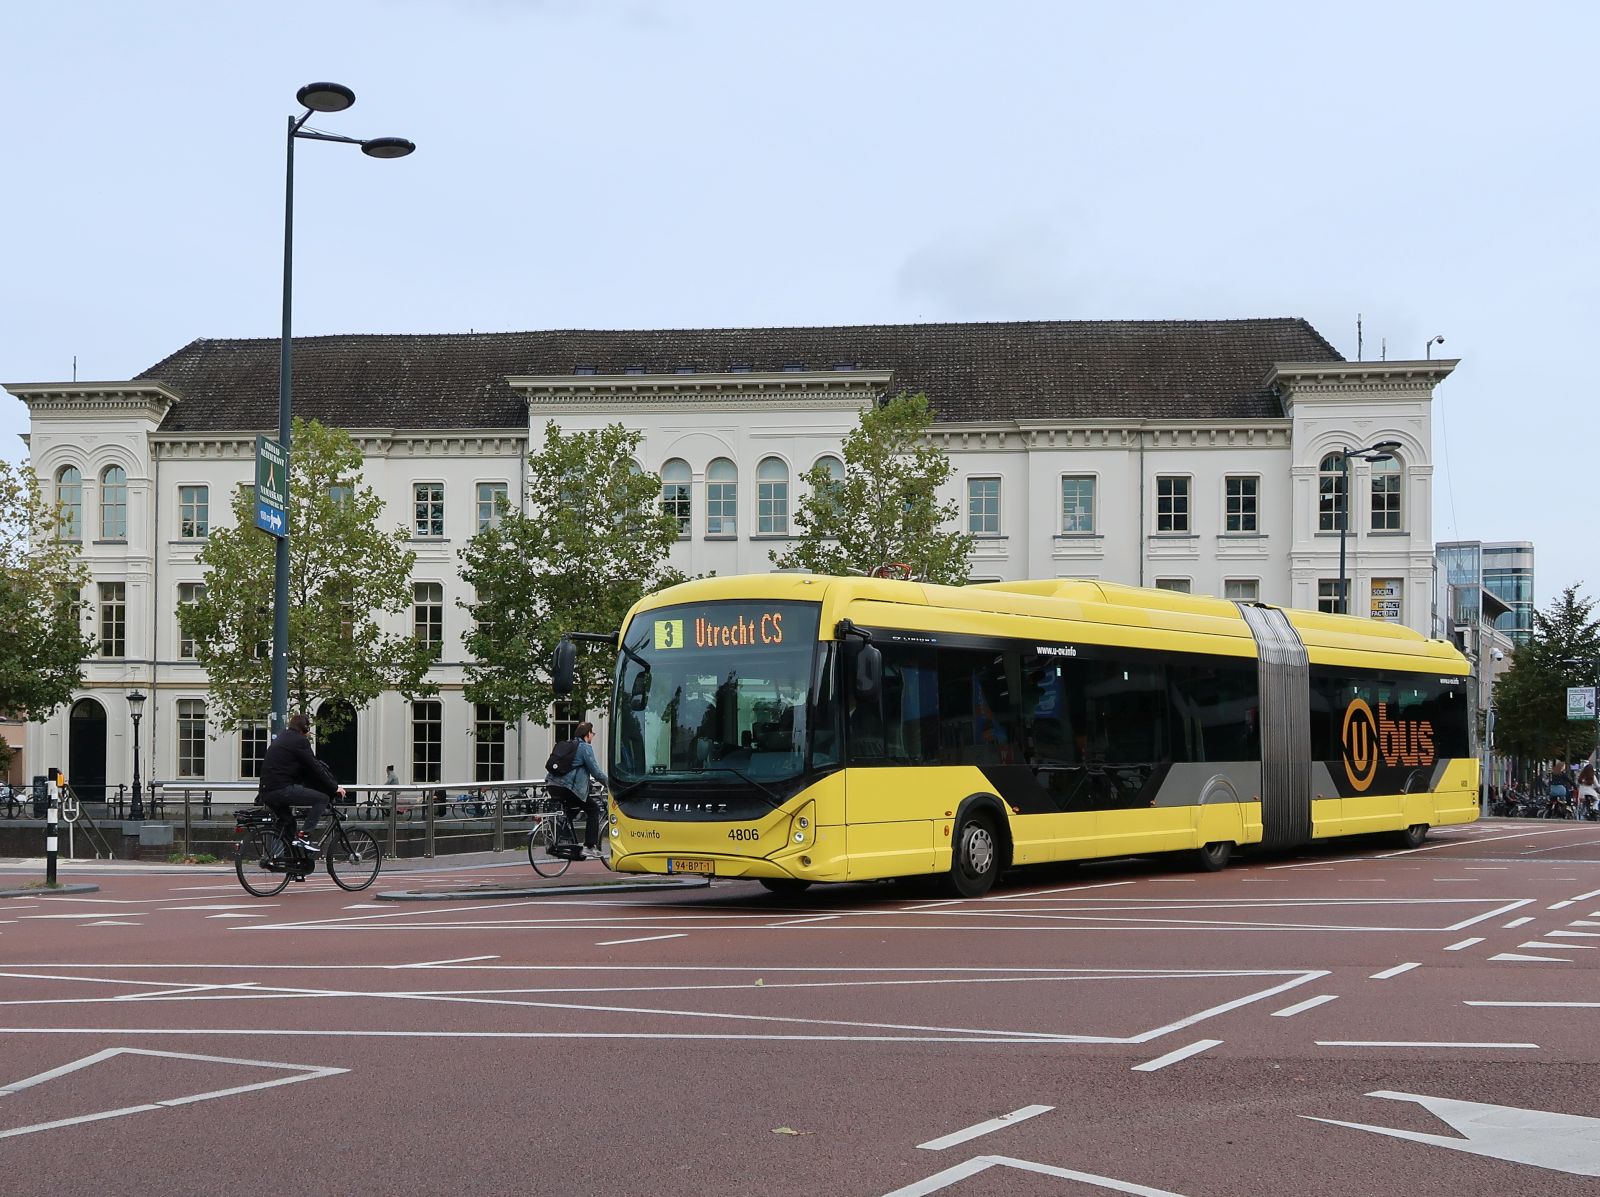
top-left (756, 457), bottom-right (789, 535)
top-left (661, 458), bottom-right (691, 535)
top-left (811, 454), bottom-right (845, 523)
top-left (56, 466), bottom-right (82, 541)
top-left (1369, 454), bottom-right (1403, 531)
top-left (1317, 454), bottom-right (1345, 533)
top-left (706, 458), bottom-right (737, 535)
top-left (100, 465), bottom-right (127, 539)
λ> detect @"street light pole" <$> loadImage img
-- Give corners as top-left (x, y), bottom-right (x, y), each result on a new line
top-left (271, 84), bottom-right (414, 735)
top-left (127, 691), bottom-right (146, 821)
top-left (1334, 440), bottom-right (1403, 616)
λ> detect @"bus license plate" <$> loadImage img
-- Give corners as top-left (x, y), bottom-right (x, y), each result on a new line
top-left (669, 858), bottom-right (714, 875)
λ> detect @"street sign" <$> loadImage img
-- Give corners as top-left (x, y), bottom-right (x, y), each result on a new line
top-left (1568, 686), bottom-right (1597, 721)
top-left (255, 435), bottom-right (287, 537)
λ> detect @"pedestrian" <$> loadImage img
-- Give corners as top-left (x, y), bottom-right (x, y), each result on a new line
top-left (1577, 760), bottom-right (1598, 821)
top-left (385, 763), bottom-right (399, 787)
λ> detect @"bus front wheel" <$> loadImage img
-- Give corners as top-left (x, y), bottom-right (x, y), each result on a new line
top-left (758, 878), bottom-right (813, 896)
top-left (946, 813), bottom-right (1000, 898)
top-left (1194, 840), bottom-right (1233, 872)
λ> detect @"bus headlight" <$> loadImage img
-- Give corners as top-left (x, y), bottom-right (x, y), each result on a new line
top-left (788, 802), bottom-right (816, 848)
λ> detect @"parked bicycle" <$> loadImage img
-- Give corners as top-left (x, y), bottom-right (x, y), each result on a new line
top-left (234, 802), bottom-right (382, 896)
top-left (527, 783), bottom-right (611, 877)
top-left (0, 784), bottom-right (22, 820)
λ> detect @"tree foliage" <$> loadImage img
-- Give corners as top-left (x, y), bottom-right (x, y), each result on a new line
top-left (0, 460), bottom-right (92, 719)
top-left (461, 422), bottom-right (684, 726)
top-left (769, 392), bottom-right (973, 585)
top-left (1491, 584), bottom-right (1600, 765)
top-left (179, 418), bottom-right (437, 733)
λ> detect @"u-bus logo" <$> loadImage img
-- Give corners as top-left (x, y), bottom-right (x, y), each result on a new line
top-left (1341, 698), bottom-right (1379, 792)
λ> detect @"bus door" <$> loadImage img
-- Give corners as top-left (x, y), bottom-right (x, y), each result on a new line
top-left (841, 642), bottom-right (936, 880)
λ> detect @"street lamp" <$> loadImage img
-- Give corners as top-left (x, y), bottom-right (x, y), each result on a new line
top-left (272, 84), bottom-right (415, 735)
top-left (126, 690), bottom-right (146, 821)
top-left (1335, 440), bottom-right (1403, 615)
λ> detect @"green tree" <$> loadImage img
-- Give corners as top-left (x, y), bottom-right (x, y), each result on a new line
top-left (1491, 584), bottom-right (1600, 766)
top-left (769, 392), bottom-right (973, 585)
top-left (0, 460), bottom-right (92, 724)
top-left (179, 418), bottom-right (437, 733)
top-left (460, 422), bottom-right (684, 727)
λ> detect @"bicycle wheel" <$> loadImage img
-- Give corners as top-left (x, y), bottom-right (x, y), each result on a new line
top-left (236, 827), bottom-right (290, 897)
top-left (528, 816), bottom-right (573, 878)
top-left (326, 827), bottom-right (382, 891)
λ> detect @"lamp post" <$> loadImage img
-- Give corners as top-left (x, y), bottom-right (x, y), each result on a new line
top-left (272, 83), bottom-right (414, 734)
top-left (1335, 440), bottom-right (1403, 615)
top-left (126, 691), bottom-right (146, 821)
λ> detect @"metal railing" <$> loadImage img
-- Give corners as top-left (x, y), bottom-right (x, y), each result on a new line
top-left (147, 777), bottom-right (566, 859)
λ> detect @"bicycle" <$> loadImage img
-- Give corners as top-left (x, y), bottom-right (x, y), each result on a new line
top-left (234, 801), bottom-right (383, 896)
top-left (0, 785), bottom-right (21, 820)
top-left (527, 784), bottom-right (610, 877)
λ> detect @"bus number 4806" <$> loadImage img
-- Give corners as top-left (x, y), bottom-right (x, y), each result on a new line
top-left (728, 828), bottom-right (759, 841)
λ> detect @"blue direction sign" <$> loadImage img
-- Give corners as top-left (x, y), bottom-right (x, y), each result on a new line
top-left (255, 436), bottom-right (287, 537)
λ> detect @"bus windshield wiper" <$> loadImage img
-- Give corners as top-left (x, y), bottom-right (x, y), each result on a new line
top-left (692, 765), bottom-right (785, 809)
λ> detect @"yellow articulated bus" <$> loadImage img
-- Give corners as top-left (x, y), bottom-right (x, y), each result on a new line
top-left (558, 573), bottom-right (1477, 897)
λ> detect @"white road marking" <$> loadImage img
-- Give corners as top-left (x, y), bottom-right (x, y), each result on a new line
top-left (1549, 901), bottom-right (1574, 909)
top-left (20, 913), bottom-right (150, 919)
top-left (1568, 887), bottom-right (1600, 902)
top-left (82, 921), bottom-right (142, 927)
top-left (1316, 1041), bottom-right (1538, 1049)
top-left (0, 1047), bottom-right (347, 1140)
top-left (1132, 1038), bottom-right (1221, 1072)
top-left (767, 915), bottom-right (840, 927)
top-left (1271, 994), bottom-right (1337, 1018)
top-left (165, 904), bottom-right (276, 911)
top-left (1503, 916), bottom-right (1534, 928)
top-left (1369, 962), bottom-right (1420, 979)
top-left (886, 1155), bottom-right (1194, 1196)
top-left (1467, 1000), bottom-right (1600, 1008)
top-left (1307, 1090), bottom-right (1600, 1177)
top-left (1549, 929), bottom-right (1600, 937)
top-left (594, 934), bottom-right (688, 946)
top-left (916, 1104), bottom-right (1054, 1150)
top-left (1492, 952), bottom-right (1570, 962)
top-left (1521, 940), bottom-right (1596, 950)
top-left (1442, 938), bottom-right (1483, 951)
top-left (205, 914), bottom-right (260, 920)
top-left (384, 956), bottom-right (501, 969)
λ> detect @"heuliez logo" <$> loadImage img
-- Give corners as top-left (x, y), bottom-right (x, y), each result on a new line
top-left (1341, 698), bottom-right (1436, 792)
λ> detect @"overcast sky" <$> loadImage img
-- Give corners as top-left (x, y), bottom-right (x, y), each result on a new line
top-left (3, 1), bottom-right (1593, 608)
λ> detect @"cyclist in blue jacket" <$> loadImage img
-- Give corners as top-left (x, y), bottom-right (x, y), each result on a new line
top-left (546, 721), bottom-right (607, 859)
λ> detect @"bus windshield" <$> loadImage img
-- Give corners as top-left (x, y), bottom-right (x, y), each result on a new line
top-left (611, 600), bottom-right (822, 786)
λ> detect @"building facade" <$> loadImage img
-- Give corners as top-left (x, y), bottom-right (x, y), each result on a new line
top-left (7, 319), bottom-right (1457, 799)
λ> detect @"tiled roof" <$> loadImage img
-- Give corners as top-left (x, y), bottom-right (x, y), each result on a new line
top-left (136, 319), bottom-right (1343, 433)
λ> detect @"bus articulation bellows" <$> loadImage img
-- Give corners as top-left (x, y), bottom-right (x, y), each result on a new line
top-left (555, 574), bottom-right (1476, 897)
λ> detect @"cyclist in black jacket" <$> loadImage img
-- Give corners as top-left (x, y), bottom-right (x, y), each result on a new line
top-left (257, 713), bottom-right (344, 852)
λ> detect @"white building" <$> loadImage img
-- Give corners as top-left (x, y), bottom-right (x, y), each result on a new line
top-left (7, 319), bottom-right (1456, 801)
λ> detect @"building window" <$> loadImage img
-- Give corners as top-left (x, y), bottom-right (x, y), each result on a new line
top-left (1318, 578), bottom-right (1349, 614)
top-left (100, 465), bottom-right (127, 540)
top-left (706, 458), bottom-right (737, 535)
top-left (240, 722), bottom-right (269, 779)
top-left (1224, 476), bottom-right (1257, 533)
top-left (661, 458), bottom-right (691, 535)
top-left (1154, 578), bottom-right (1192, 593)
top-left (178, 485), bottom-right (209, 538)
top-left (414, 582), bottom-right (444, 657)
top-left (552, 698), bottom-right (582, 745)
top-left (1318, 454), bottom-right (1346, 532)
top-left (413, 483), bottom-right (445, 538)
top-left (411, 700), bottom-right (442, 783)
top-left (56, 466), bottom-right (82, 541)
top-left (967, 477), bottom-right (1001, 535)
top-left (177, 699), bottom-right (206, 778)
top-left (1061, 476), bottom-right (1096, 533)
top-left (99, 582), bottom-right (126, 657)
top-left (1155, 476), bottom-right (1190, 533)
top-left (474, 704), bottom-right (507, 782)
top-left (476, 482), bottom-right (508, 531)
top-left (756, 457), bottom-right (789, 535)
top-left (1370, 456), bottom-right (1402, 531)
top-left (1223, 578), bottom-right (1260, 602)
top-left (177, 581), bottom-right (206, 658)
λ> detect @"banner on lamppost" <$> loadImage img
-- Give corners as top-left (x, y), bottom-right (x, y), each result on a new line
top-left (1568, 686), bottom-right (1597, 721)
top-left (255, 435), bottom-right (287, 537)
top-left (1369, 578), bottom-right (1402, 623)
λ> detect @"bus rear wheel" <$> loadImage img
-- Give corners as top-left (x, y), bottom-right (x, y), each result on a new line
top-left (758, 878), bottom-right (812, 896)
top-left (1193, 841), bottom-right (1233, 872)
top-left (1396, 823), bottom-right (1429, 849)
top-left (946, 813), bottom-right (1000, 898)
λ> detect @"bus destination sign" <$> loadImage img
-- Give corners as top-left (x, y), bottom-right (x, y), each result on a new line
top-left (654, 609), bottom-right (787, 650)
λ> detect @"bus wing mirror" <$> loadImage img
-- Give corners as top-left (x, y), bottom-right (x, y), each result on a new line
top-left (552, 638), bottom-right (577, 696)
top-left (628, 670), bottom-right (651, 711)
top-left (854, 643), bottom-right (882, 701)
